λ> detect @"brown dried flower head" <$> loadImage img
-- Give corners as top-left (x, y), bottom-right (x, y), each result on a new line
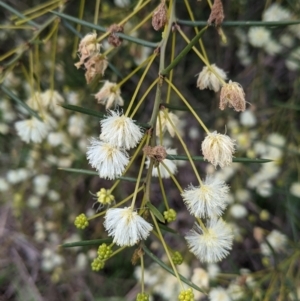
top-left (84, 54), bottom-right (108, 84)
top-left (143, 145), bottom-right (167, 163)
top-left (131, 247), bottom-right (144, 265)
top-left (207, 0), bottom-right (225, 27)
top-left (152, 1), bottom-right (168, 31)
top-left (220, 80), bottom-right (246, 112)
top-left (78, 33), bottom-right (98, 55)
top-left (75, 33), bottom-right (101, 69)
top-left (108, 24), bottom-right (124, 47)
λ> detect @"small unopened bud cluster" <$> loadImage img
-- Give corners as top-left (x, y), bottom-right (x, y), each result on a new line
top-left (74, 213), bottom-right (89, 229)
top-left (97, 243), bottom-right (112, 260)
top-left (178, 288), bottom-right (194, 301)
top-left (91, 243), bottom-right (112, 271)
top-left (171, 251), bottom-right (183, 265)
top-left (136, 293), bottom-right (150, 301)
top-left (96, 188), bottom-right (115, 205)
top-left (91, 257), bottom-right (105, 271)
top-left (164, 208), bottom-right (177, 222)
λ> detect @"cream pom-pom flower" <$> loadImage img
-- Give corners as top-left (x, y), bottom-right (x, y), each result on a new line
top-left (94, 81), bottom-right (124, 109)
top-left (100, 110), bottom-right (143, 150)
top-left (185, 218), bottom-right (233, 263)
top-left (196, 64), bottom-right (227, 92)
top-left (104, 207), bottom-right (153, 246)
top-left (209, 287), bottom-right (231, 301)
top-left (260, 229), bottom-right (288, 256)
top-left (86, 138), bottom-right (129, 180)
top-left (156, 110), bottom-right (181, 138)
top-left (201, 131), bottom-right (236, 168)
top-left (262, 3), bottom-right (291, 22)
top-left (248, 27), bottom-right (271, 48)
top-left (15, 115), bottom-right (56, 144)
top-left (181, 176), bottom-right (229, 218)
top-left (290, 182), bottom-right (300, 198)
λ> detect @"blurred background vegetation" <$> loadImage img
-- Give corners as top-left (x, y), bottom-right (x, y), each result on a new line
top-left (1, 0), bottom-right (300, 300)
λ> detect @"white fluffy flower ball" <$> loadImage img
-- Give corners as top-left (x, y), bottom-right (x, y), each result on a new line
top-left (100, 110), bottom-right (143, 150)
top-left (15, 117), bottom-right (51, 144)
top-left (196, 64), bottom-right (227, 92)
top-left (261, 229), bottom-right (288, 256)
top-left (229, 204), bottom-right (248, 219)
top-left (248, 27), bottom-right (271, 48)
top-left (202, 131), bottom-right (236, 169)
top-left (209, 287), bottom-right (231, 301)
top-left (181, 176), bottom-right (229, 218)
top-left (263, 3), bottom-right (291, 22)
top-left (104, 207), bottom-right (153, 246)
top-left (240, 110), bottom-right (257, 127)
top-left (290, 182), bottom-right (300, 198)
top-left (185, 218), bottom-right (233, 263)
top-left (86, 138), bottom-right (129, 180)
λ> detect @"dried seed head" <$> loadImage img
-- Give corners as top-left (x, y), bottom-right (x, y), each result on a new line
top-left (107, 24), bottom-right (124, 47)
top-left (220, 80), bottom-right (246, 112)
top-left (143, 145), bottom-right (167, 163)
top-left (207, 0), bottom-right (225, 27)
top-left (152, 1), bottom-right (168, 31)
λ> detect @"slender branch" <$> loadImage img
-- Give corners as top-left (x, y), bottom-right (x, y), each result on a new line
top-left (0, 1), bottom-right (39, 28)
top-left (143, 0), bottom-right (176, 221)
top-left (51, 11), bottom-right (159, 48)
top-left (125, 54), bottom-right (157, 116)
top-left (165, 77), bottom-right (210, 134)
top-left (177, 19), bottom-right (300, 27)
top-left (165, 154), bottom-right (273, 163)
top-left (72, 0), bottom-right (85, 58)
top-left (183, 0), bottom-right (209, 62)
top-left (3, 14), bottom-right (59, 68)
top-left (0, 84), bottom-right (41, 120)
top-left (150, 212), bottom-right (184, 290)
top-left (15, 2), bottom-right (61, 26)
top-left (160, 26), bottom-right (208, 76)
